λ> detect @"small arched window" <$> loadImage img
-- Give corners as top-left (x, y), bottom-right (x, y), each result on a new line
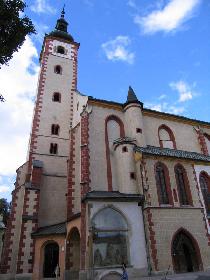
top-left (52, 92), bottom-right (61, 102)
top-left (175, 164), bottom-right (192, 206)
top-left (155, 162), bottom-right (173, 205)
top-left (54, 65), bottom-right (62, 75)
top-left (51, 124), bottom-right (60, 135)
top-left (199, 172), bottom-right (210, 214)
top-left (57, 46), bottom-right (65, 54)
top-left (92, 208), bottom-right (129, 267)
top-left (158, 125), bottom-right (176, 149)
top-left (50, 143), bottom-right (58, 154)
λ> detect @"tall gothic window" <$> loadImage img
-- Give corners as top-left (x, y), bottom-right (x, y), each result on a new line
top-left (155, 162), bottom-right (172, 205)
top-left (199, 173), bottom-right (210, 215)
top-left (92, 208), bottom-right (129, 268)
top-left (175, 165), bottom-right (192, 206)
top-left (158, 125), bottom-right (176, 149)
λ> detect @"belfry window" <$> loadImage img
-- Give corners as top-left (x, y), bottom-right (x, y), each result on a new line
top-left (52, 92), bottom-right (61, 102)
top-left (199, 173), bottom-right (210, 215)
top-left (57, 46), bottom-right (65, 54)
top-left (50, 143), bottom-right (58, 154)
top-left (92, 207), bottom-right (129, 268)
top-left (54, 65), bottom-right (62, 74)
top-left (51, 124), bottom-right (60, 135)
top-left (175, 165), bottom-right (192, 206)
top-left (155, 163), bottom-right (170, 205)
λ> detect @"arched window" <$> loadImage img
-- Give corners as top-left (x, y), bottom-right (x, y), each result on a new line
top-left (57, 46), bottom-right (65, 54)
top-left (158, 125), bottom-right (176, 149)
top-left (51, 124), bottom-right (60, 135)
top-left (92, 208), bottom-right (129, 268)
top-left (199, 172), bottom-right (210, 214)
top-left (54, 65), bottom-right (62, 75)
top-left (105, 115), bottom-right (125, 192)
top-left (52, 92), bottom-right (61, 102)
top-left (175, 164), bottom-right (192, 206)
top-left (155, 162), bottom-right (173, 205)
top-left (50, 143), bottom-right (58, 154)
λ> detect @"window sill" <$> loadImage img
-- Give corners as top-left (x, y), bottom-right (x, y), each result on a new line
top-left (160, 204), bottom-right (173, 207)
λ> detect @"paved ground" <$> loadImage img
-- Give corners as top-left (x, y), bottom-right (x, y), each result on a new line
top-left (134, 271), bottom-right (210, 280)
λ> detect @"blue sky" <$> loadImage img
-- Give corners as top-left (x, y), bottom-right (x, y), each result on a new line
top-left (0, 0), bottom-right (210, 201)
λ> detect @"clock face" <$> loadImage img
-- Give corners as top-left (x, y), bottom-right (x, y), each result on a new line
top-left (52, 40), bottom-right (72, 59)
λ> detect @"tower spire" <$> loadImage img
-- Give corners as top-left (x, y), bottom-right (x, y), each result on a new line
top-left (49, 6), bottom-right (74, 42)
top-left (61, 4), bottom-right (65, 18)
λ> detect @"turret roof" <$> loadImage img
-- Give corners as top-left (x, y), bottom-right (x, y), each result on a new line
top-left (49, 7), bottom-right (74, 42)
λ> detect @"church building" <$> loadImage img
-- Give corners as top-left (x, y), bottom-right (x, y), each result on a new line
top-left (1, 10), bottom-right (210, 280)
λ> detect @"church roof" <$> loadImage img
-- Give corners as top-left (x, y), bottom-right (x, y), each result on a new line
top-left (31, 222), bottom-right (66, 237)
top-left (135, 145), bottom-right (210, 162)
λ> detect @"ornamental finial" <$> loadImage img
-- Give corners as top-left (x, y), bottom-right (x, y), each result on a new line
top-left (61, 4), bottom-right (65, 18)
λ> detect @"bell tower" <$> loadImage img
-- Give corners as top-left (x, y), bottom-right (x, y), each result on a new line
top-left (0, 10), bottom-right (80, 278)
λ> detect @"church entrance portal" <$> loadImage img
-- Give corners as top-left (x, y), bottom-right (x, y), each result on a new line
top-left (43, 242), bottom-right (59, 278)
top-left (172, 230), bottom-right (200, 273)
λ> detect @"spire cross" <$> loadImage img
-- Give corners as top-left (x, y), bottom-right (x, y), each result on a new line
top-left (61, 4), bottom-right (65, 18)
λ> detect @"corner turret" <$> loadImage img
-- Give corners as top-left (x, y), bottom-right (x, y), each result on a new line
top-left (123, 86), bottom-right (146, 146)
top-left (124, 86), bottom-right (143, 108)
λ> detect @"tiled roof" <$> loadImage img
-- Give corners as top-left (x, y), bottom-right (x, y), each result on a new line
top-left (83, 191), bottom-right (144, 204)
top-left (134, 145), bottom-right (210, 162)
top-left (32, 222), bottom-right (66, 237)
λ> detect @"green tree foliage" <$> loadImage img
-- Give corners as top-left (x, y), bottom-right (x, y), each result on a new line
top-left (0, 198), bottom-right (11, 225)
top-left (0, 0), bottom-right (36, 68)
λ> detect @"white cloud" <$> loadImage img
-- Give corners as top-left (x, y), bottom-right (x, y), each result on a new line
top-left (146, 101), bottom-right (185, 114)
top-left (135, 0), bottom-right (201, 34)
top-left (127, 0), bottom-right (137, 9)
top-left (102, 36), bottom-right (135, 64)
top-left (158, 94), bottom-right (167, 100)
top-left (31, 0), bottom-right (56, 14)
top-left (0, 36), bottom-right (39, 178)
top-left (170, 80), bottom-right (197, 102)
top-left (0, 185), bottom-right (10, 194)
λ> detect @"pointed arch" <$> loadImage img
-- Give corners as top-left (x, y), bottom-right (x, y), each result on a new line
top-left (171, 228), bottom-right (203, 273)
top-left (66, 227), bottom-right (80, 275)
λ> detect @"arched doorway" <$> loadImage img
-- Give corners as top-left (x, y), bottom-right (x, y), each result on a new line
top-left (43, 242), bottom-right (59, 278)
top-left (172, 230), bottom-right (202, 273)
top-left (66, 228), bottom-right (80, 279)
